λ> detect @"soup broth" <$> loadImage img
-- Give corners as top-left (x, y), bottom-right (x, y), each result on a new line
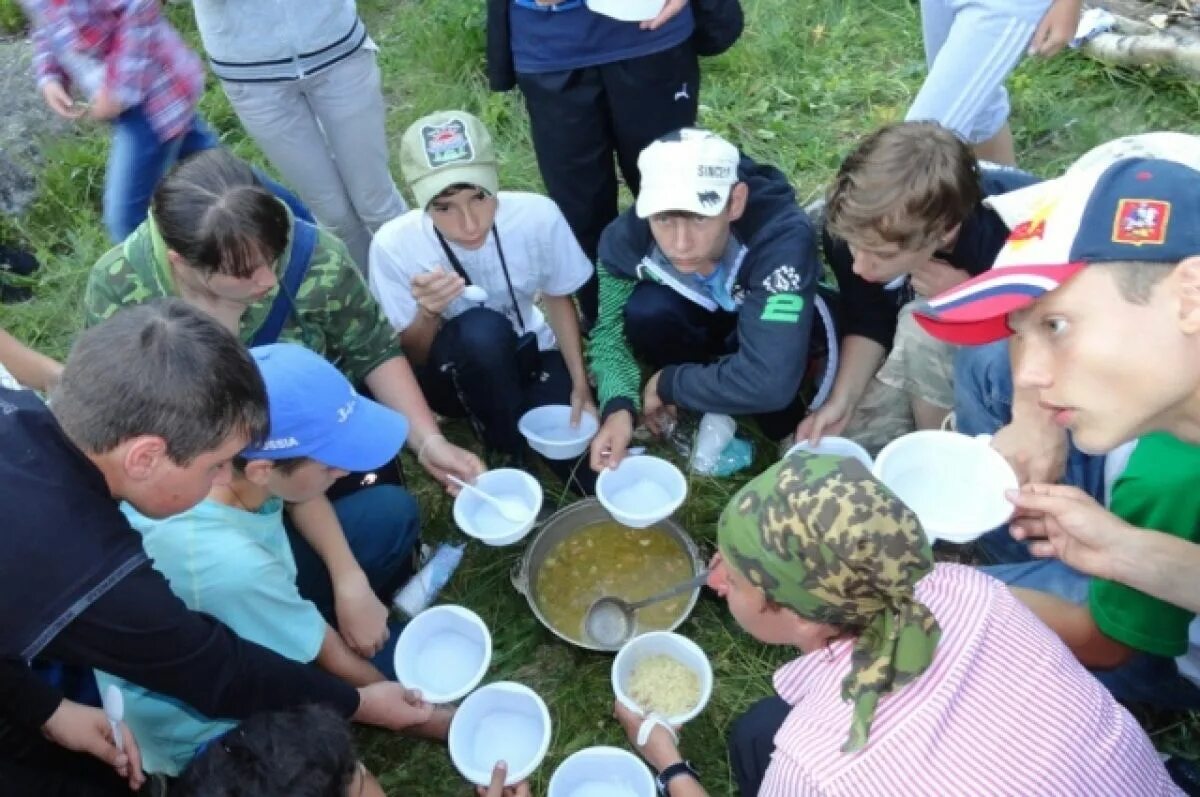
top-left (533, 521), bottom-right (694, 644)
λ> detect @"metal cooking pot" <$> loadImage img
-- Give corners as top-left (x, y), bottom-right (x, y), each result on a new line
top-left (511, 499), bottom-right (705, 652)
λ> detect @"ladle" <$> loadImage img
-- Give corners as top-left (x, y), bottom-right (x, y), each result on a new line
top-left (584, 570), bottom-right (710, 647)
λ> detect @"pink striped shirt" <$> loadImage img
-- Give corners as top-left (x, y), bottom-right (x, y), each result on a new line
top-left (758, 564), bottom-right (1179, 797)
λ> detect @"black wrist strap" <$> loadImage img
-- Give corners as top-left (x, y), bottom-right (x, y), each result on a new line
top-left (656, 760), bottom-right (700, 795)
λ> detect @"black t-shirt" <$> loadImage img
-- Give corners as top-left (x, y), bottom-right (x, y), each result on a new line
top-left (825, 167), bottom-right (1041, 349)
top-left (0, 388), bottom-right (358, 721)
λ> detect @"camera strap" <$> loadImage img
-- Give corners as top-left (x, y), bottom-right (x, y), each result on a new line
top-left (434, 225), bottom-right (526, 333)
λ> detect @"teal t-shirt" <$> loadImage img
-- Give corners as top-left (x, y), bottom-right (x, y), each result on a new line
top-left (1090, 433), bottom-right (1200, 657)
top-left (95, 497), bottom-right (326, 776)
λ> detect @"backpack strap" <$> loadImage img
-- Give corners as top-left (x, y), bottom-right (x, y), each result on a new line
top-left (251, 219), bottom-right (318, 347)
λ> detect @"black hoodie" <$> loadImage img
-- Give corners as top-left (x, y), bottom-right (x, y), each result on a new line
top-left (590, 155), bottom-right (837, 418)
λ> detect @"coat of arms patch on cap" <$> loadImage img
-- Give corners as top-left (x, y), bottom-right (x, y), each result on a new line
top-left (1112, 198), bottom-right (1170, 246)
top-left (421, 119), bottom-right (474, 169)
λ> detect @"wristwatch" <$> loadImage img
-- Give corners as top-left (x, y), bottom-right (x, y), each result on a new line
top-left (656, 760), bottom-right (701, 795)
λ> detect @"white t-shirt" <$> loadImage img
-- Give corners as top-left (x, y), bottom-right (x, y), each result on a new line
top-left (369, 192), bottom-right (593, 351)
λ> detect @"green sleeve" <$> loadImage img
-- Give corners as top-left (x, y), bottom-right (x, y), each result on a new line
top-left (82, 247), bottom-right (144, 328)
top-left (1089, 433), bottom-right (1200, 657)
top-left (298, 234), bottom-right (404, 385)
top-left (587, 266), bottom-right (642, 416)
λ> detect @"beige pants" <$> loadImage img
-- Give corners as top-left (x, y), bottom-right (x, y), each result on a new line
top-left (842, 302), bottom-right (958, 455)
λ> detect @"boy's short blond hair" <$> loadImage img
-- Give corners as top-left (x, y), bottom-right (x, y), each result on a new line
top-left (826, 121), bottom-right (982, 251)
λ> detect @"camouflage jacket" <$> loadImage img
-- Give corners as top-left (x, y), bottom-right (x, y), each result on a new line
top-left (83, 213), bottom-right (403, 385)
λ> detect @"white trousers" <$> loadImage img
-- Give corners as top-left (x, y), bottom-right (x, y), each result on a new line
top-left (907, 0), bottom-right (1052, 143)
top-left (221, 47), bottom-right (406, 271)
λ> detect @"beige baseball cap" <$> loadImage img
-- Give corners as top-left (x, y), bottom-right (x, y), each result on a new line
top-left (399, 110), bottom-right (501, 209)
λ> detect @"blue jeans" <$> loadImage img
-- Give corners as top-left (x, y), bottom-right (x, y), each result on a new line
top-left (954, 340), bottom-right (1107, 563)
top-left (105, 108), bottom-right (314, 242)
top-left (984, 560), bottom-right (1200, 711)
top-left (286, 485), bottom-right (420, 680)
top-left (104, 108), bottom-right (220, 241)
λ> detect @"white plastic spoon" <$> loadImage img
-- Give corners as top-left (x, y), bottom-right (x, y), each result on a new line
top-left (447, 475), bottom-right (529, 523)
top-left (103, 684), bottom-right (125, 753)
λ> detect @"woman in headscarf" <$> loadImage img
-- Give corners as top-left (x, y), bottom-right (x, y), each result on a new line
top-left (612, 452), bottom-right (1176, 796)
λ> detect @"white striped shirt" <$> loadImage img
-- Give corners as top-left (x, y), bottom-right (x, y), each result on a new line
top-left (759, 564), bottom-right (1179, 797)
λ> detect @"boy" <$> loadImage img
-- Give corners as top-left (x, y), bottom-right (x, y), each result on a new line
top-left (797, 121), bottom-right (1039, 454)
top-left (0, 300), bottom-right (435, 793)
top-left (370, 111), bottom-right (596, 492)
top-left (97, 342), bottom-right (449, 776)
top-left (588, 128), bottom-right (838, 471)
top-left (914, 141), bottom-right (1200, 669)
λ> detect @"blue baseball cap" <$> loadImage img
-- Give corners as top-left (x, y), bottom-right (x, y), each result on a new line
top-left (916, 152), bottom-right (1200, 345)
top-left (241, 344), bottom-right (408, 471)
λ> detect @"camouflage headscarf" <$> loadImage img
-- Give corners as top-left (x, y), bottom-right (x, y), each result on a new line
top-left (717, 451), bottom-right (941, 753)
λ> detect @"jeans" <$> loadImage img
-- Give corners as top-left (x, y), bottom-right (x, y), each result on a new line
top-left (104, 108), bottom-right (220, 241)
top-left (286, 485), bottom-right (420, 679)
top-left (417, 308), bottom-right (596, 495)
top-left (984, 560), bottom-right (1200, 711)
top-left (953, 340), bottom-right (1107, 563)
top-left (623, 282), bottom-right (808, 440)
top-left (105, 109), bottom-right (313, 242)
top-left (728, 695), bottom-right (791, 796)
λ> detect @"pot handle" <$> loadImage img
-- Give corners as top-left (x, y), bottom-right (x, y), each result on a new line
top-left (510, 558), bottom-right (529, 595)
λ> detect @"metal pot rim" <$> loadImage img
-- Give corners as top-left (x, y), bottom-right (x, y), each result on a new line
top-left (512, 498), bottom-right (704, 652)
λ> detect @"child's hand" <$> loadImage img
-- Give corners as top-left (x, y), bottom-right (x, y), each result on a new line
top-left (87, 89), bottom-right (124, 122)
top-left (335, 571), bottom-right (390, 658)
top-left (40, 81), bottom-right (85, 120)
top-left (1028, 0), bottom-right (1083, 57)
top-left (42, 700), bottom-right (145, 791)
top-left (412, 267), bottom-right (465, 318)
top-left (477, 761), bottom-right (531, 797)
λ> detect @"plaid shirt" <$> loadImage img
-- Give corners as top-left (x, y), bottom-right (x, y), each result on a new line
top-left (24, 0), bottom-right (203, 141)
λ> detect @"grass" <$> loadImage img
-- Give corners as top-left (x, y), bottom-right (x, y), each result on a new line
top-left (3, 0), bottom-right (1200, 793)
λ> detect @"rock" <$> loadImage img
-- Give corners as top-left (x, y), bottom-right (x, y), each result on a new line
top-left (0, 36), bottom-right (70, 216)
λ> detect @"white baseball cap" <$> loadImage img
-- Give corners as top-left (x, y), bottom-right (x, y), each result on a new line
top-left (636, 128), bottom-right (741, 218)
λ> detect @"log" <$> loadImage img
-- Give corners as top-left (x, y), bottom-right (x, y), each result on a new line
top-left (1079, 8), bottom-right (1200, 78)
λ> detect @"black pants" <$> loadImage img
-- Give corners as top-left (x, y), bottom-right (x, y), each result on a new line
top-left (518, 41), bottom-right (700, 324)
top-left (728, 695), bottom-right (791, 796)
top-left (624, 283), bottom-right (809, 440)
top-left (0, 716), bottom-right (132, 797)
top-left (416, 308), bottom-right (596, 495)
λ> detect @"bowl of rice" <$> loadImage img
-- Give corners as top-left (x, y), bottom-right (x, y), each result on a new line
top-left (611, 631), bottom-right (713, 726)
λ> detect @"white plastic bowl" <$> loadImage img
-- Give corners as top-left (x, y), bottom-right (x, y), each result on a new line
top-left (453, 468), bottom-right (544, 546)
top-left (596, 456), bottom-right (687, 529)
top-left (872, 430), bottom-right (1018, 544)
top-left (548, 746), bottom-right (655, 797)
top-left (449, 681), bottom-right (553, 787)
top-left (393, 605), bottom-right (491, 704)
top-left (586, 0), bottom-right (665, 22)
top-left (786, 436), bottom-right (874, 470)
top-left (518, 405), bottom-right (599, 460)
top-left (612, 631), bottom-right (713, 726)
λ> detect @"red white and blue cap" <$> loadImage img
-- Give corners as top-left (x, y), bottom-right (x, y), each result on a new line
top-left (915, 134), bottom-right (1200, 346)
top-left (242, 344), bottom-right (408, 471)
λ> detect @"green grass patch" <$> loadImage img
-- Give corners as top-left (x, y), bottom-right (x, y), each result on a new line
top-left (4, 0), bottom-right (1200, 792)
